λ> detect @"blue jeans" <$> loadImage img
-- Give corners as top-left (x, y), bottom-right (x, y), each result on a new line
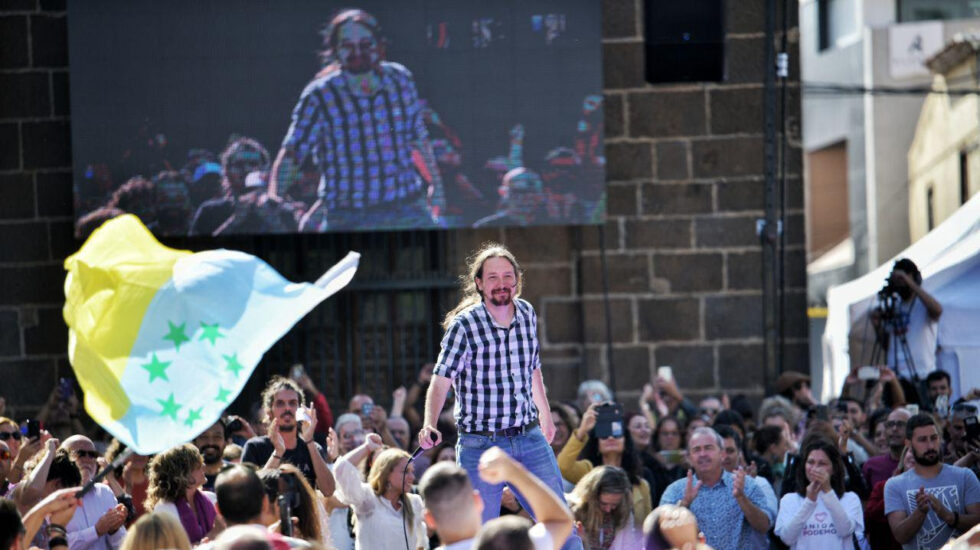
top-left (457, 425), bottom-right (583, 550)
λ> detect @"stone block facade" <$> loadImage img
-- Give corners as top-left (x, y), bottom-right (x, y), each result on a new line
top-left (0, 0), bottom-right (805, 415)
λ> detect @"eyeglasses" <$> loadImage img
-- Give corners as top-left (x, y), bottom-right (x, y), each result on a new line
top-left (885, 420), bottom-right (908, 429)
top-left (0, 432), bottom-right (21, 441)
top-left (72, 450), bottom-right (100, 459)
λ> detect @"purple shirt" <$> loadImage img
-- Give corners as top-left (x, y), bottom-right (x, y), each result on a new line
top-left (863, 453), bottom-right (899, 489)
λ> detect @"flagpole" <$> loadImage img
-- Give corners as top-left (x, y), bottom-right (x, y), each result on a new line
top-left (77, 448), bottom-right (134, 498)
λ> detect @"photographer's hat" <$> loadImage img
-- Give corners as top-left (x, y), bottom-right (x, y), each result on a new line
top-left (775, 371), bottom-right (810, 395)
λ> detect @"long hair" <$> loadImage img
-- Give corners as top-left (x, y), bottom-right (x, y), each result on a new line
top-left (442, 243), bottom-right (523, 329)
top-left (145, 444), bottom-right (203, 511)
top-left (119, 512), bottom-right (191, 550)
top-left (260, 376), bottom-right (306, 428)
top-left (653, 416), bottom-right (682, 452)
top-left (257, 464), bottom-right (324, 544)
top-left (580, 426), bottom-right (643, 486)
top-left (367, 448), bottom-right (415, 532)
top-left (317, 9), bottom-right (386, 74)
top-left (570, 466), bottom-right (633, 540)
top-left (794, 437), bottom-right (846, 498)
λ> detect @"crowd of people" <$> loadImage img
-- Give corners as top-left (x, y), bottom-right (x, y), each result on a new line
top-left (6, 243), bottom-right (976, 550)
top-left (73, 9), bottom-right (605, 238)
top-left (3, 360), bottom-right (980, 550)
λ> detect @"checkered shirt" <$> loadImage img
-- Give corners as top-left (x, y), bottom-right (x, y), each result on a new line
top-left (281, 61), bottom-right (428, 209)
top-left (434, 298), bottom-right (541, 433)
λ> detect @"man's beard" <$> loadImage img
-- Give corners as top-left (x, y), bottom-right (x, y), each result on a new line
top-left (278, 423), bottom-right (296, 433)
top-left (201, 446), bottom-right (222, 465)
top-left (913, 448), bottom-right (940, 466)
top-left (344, 55), bottom-right (376, 74)
top-left (488, 288), bottom-right (512, 307)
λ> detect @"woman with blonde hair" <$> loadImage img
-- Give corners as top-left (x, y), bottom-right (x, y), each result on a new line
top-left (569, 466), bottom-right (639, 550)
top-left (119, 511), bottom-right (191, 550)
top-left (333, 433), bottom-right (427, 549)
top-left (145, 444), bottom-right (218, 544)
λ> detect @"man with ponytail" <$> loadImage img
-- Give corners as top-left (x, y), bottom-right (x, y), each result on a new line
top-left (419, 244), bottom-right (577, 548)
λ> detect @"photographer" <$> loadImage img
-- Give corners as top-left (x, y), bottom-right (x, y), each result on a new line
top-left (871, 259), bottom-right (942, 383)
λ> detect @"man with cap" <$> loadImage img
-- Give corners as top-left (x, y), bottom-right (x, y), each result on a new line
top-left (776, 372), bottom-right (816, 411)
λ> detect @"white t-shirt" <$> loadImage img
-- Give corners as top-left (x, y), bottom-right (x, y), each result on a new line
top-left (774, 491), bottom-right (864, 550)
top-left (888, 298), bottom-right (938, 378)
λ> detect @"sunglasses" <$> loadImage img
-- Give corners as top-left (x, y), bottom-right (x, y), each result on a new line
top-left (73, 450), bottom-right (100, 459)
top-left (0, 432), bottom-right (21, 441)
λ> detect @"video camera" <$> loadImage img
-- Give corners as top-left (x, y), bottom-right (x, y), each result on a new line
top-left (875, 278), bottom-right (909, 333)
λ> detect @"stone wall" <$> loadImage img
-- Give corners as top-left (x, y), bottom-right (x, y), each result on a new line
top-left (0, 0), bottom-right (806, 415)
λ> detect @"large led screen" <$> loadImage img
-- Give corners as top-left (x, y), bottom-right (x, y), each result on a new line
top-left (68, 1), bottom-right (605, 236)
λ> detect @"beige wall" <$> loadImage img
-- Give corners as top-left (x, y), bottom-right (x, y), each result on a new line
top-left (909, 71), bottom-right (980, 242)
top-left (806, 143), bottom-right (850, 260)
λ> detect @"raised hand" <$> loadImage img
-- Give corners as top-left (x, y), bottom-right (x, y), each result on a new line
top-left (879, 366), bottom-right (896, 383)
top-left (364, 432), bottom-right (383, 452)
top-left (299, 403), bottom-right (317, 441)
top-left (576, 402), bottom-right (599, 440)
top-left (270, 419), bottom-right (286, 456)
top-left (681, 469), bottom-right (702, 507)
top-left (326, 428), bottom-right (340, 462)
top-left (478, 447), bottom-right (516, 485)
top-left (838, 419), bottom-right (852, 454)
top-left (642, 383), bottom-right (656, 404)
top-left (732, 467), bottom-right (746, 499)
top-left (392, 386), bottom-right (407, 402)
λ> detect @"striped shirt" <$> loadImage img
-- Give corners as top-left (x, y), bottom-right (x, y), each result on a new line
top-left (434, 298), bottom-right (541, 433)
top-left (281, 61), bottom-right (428, 210)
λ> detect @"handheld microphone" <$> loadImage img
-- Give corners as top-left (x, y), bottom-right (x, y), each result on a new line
top-left (409, 446), bottom-right (424, 461)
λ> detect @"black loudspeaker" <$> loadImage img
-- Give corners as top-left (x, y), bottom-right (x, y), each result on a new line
top-left (644, 0), bottom-right (725, 84)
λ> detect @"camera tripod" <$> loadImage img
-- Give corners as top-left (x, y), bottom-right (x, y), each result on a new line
top-left (869, 322), bottom-right (919, 384)
top-left (866, 295), bottom-right (928, 406)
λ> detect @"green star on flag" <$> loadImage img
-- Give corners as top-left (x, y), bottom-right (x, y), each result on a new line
top-left (223, 353), bottom-right (244, 377)
top-left (199, 322), bottom-right (225, 346)
top-left (184, 407), bottom-right (203, 427)
top-left (141, 353), bottom-right (171, 383)
top-left (157, 393), bottom-right (182, 421)
top-left (163, 321), bottom-right (190, 351)
top-left (216, 386), bottom-right (232, 403)
top-left (62, 214), bottom-right (360, 454)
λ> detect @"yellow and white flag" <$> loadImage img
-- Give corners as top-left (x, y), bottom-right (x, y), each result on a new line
top-left (63, 214), bottom-right (358, 454)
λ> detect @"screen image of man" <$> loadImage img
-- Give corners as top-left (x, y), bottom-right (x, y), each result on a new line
top-left (270, 8), bottom-right (445, 232)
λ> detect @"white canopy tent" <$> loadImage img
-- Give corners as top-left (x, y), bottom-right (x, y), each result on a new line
top-left (821, 192), bottom-right (980, 402)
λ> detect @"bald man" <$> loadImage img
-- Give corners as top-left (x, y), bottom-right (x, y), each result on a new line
top-left (61, 436), bottom-right (127, 550)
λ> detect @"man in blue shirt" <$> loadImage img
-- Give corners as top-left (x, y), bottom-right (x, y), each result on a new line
top-left (660, 427), bottom-right (774, 550)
